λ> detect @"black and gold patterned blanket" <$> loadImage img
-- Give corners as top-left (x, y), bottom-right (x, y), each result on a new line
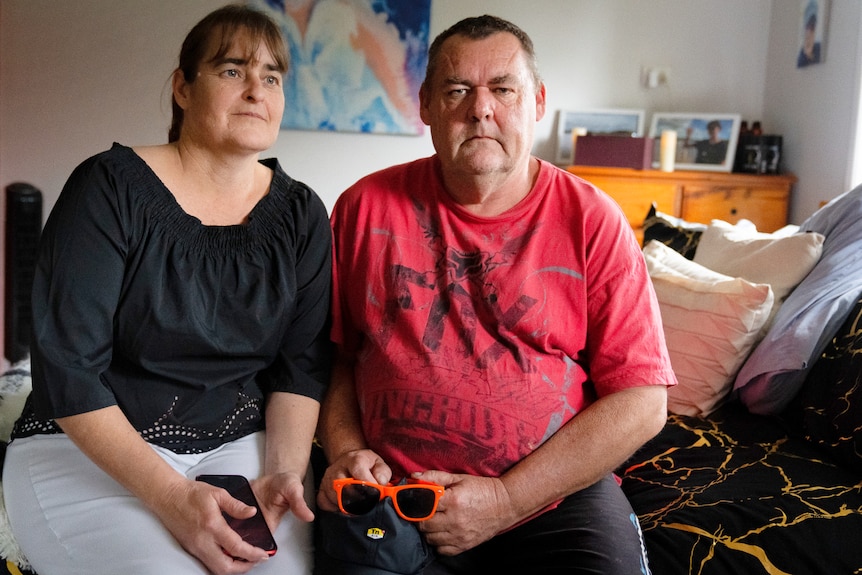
top-left (621, 292), bottom-right (862, 575)
top-left (622, 404), bottom-right (862, 575)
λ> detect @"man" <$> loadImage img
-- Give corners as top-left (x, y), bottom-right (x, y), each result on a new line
top-left (317, 14), bottom-right (675, 574)
top-left (684, 120), bottom-right (728, 165)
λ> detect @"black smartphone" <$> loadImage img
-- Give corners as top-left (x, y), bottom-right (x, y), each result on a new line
top-left (196, 474), bottom-right (278, 556)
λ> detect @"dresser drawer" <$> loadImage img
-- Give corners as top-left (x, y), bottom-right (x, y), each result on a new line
top-left (681, 185), bottom-right (790, 232)
top-left (584, 177), bottom-right (679, 230)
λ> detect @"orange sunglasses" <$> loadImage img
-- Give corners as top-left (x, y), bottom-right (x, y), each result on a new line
top-left (333, 478), bottom-right (445, 522)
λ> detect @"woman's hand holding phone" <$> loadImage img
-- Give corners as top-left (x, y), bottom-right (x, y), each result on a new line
top-left (196, 475), bottom-right (279, 558)
top-left (150, 475), bottom-right (271, 575)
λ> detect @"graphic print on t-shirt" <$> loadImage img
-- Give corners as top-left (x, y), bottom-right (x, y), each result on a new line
top-left (356, 198), bottom-right (591, 477)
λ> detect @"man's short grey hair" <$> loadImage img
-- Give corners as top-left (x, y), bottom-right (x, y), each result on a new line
top-left (423, 15), bottom-right (542, 91)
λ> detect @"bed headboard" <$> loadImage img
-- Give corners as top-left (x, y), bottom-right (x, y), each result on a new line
top-left (4, 183), bottom-right (42, 364)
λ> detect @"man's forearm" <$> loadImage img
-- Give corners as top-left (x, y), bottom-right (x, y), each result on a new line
top-left (498, 384), bottom-right (667, 523)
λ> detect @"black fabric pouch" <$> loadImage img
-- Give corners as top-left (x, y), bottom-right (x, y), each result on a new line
top-left (316, 498), bottom-right (433, 575)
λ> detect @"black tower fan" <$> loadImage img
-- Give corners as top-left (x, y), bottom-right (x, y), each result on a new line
top-left (5, 183), bottom-right (42, 363)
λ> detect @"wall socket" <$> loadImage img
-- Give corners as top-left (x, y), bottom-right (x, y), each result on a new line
top-left (642, 66), bottom-right (670, 89)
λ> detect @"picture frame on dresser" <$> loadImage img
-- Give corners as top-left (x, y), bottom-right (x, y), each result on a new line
top-left (649, 112), bottom-right (741, 172)
top-left (554, 108), bottom-right (645, 165)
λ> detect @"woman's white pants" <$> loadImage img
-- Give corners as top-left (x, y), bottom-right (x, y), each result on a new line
top-left (3, 432), bottom-right (313, 575)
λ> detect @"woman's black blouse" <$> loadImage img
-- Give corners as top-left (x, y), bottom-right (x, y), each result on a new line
top-left (13, 144), bottom-right (332, 453)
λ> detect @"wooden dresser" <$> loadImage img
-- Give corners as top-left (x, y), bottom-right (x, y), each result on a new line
top-left (566, 166), bottom-right (796, 242)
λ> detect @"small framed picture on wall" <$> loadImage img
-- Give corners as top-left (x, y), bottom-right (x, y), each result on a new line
top-left (797, 0), bottom-right (829, 68)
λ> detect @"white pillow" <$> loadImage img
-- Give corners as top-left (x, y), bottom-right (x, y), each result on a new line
top-left (693, 220), bottom-right (824, 312)
top-left (644, 241), bottom-right (774, 416)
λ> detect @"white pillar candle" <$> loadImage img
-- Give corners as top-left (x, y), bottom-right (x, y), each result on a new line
top-left (660, 130), bottom-right (677, 172)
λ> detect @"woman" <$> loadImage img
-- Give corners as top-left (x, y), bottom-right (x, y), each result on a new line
top-left (3, 5), bottom-right (331, 575)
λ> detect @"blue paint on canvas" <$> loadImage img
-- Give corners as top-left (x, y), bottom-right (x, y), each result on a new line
top-left (250, 0), bottom-right (430, 135)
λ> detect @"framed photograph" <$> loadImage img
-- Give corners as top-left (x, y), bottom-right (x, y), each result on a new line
top-left (797, 0), bottom-right (829, 68)
top-left (554, 108), bottom-right (645, 165)
top-left (649, 113), bottom-right (741, 172)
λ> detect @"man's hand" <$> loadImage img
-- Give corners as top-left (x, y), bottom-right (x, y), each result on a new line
top-left (316, 449), bottom-right (392, 512)
top-left (412, 471), bottom-right (516, 556)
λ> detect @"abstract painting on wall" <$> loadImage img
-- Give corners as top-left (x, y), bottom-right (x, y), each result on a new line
top-left (249, 0), bottom-right (431, 135)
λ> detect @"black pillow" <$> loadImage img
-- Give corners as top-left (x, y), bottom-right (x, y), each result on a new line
top-left (642, 203), bottom-right (706, 260)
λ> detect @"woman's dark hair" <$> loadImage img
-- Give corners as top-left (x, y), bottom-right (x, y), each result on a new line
top-left (168, 4), bottom-right (288, 143)
top-left (423, 15), bottom-right (542, 91)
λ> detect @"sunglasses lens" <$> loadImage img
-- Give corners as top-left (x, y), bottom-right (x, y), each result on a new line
top-left (340, 483), bottom-right (381, 515)
top-left (395, 487), bottom-right (437, 519)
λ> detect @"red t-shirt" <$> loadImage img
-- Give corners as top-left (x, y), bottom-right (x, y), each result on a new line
top-left (331, 157), bottom-right (675, 478)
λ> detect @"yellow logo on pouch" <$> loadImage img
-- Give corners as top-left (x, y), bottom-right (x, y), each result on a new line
top-left (366, 527), bottom-right (386, 540)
